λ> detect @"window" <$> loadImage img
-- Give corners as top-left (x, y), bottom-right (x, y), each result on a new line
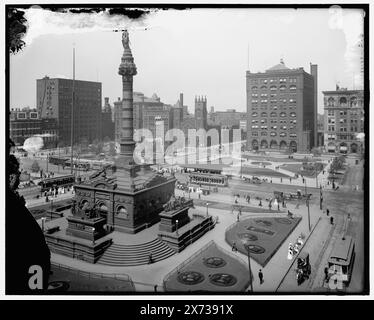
top-left (328, 110), bottom-right (334, 116)
top-left (252, 100), bottom-right (258, 103)
top-left (260, 119), bottom-right (267, 123)
top-left (252, 119), bottom-right (258, 123)
top-left (270, 132), bottom-right (277, 137)
top-left (328, 126), bottom-right (335, 132)
top-left (328, 118), bottom-right (335, 124)
top-left (261, 131), bottom-right (267, 136)
top-left (290, 133), bottom-right (297, 138)
top-left (261, 93), bottom-right (268, 97)
top-left (327, 97), bottom-right (335, 107)
top-left (281, 126), bottom-right (287, 130)
top-left (252, 93), bottom-right (258, 97)
top-left (280, 112), bottom-right (286, 118)
top-left (280, 132), bottom-right (286, 137)
top-left (279, 85), bottom-right (286, 91)
top-left (290, 85), bottom-right (297, 90)
top-left (270, 99), bottom-right (277, 104)
top-left (252, 112), bottom-right (258, 117)
top-left (270, 119), bottom-right (277, 124)
top-left (290, 112), bottom-right (296, 118)
top-left (270, 93), bottom-right (277, 98)
top-left (252, 86), bottom-right (258, 91)
top-left (340, 111), bottom-right (347, 116)
top-left (270, 86), bottom-right (277, 91)
top-left (252, 132), bottom-right (258, 136)
top-left (271, 126), bottom-right (277, 130)
top-left (261, 112), bottom-right (267, 117)
top-left (290, 78), bottom-right (297, 83)
top-left (289, 98), bottom-right (296, 103)
top-left (251, 125), bottom-right (259, 129)
top-left (339, 97), bottom-right (347, 105)
top-left (263, 79), bottom-right (268, 84)
top-left (280, 78), bottom-right (287, 83)
top-left (270, 112), bottom-right (277, 117)
top-left (260, 85), bottom-right (267, 90)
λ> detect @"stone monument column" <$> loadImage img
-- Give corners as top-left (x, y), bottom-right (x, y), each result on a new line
top-left (118, 30), bottom-right (137, 165)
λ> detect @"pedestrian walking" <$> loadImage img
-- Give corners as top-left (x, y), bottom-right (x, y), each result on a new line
top-left (258, 269), bottom-right (264, 284)
top-left (326, 208), bottom-right (330, 216)
top-left (277, 203), bottom-right (280, 211)
top-left (248, 195), bottom-right (250, 203)
top-left (289, 177), bottom-right (292, 183)
top-left (259, 200), bottom-right (262, 207)
top-left (330, 216), bottom-right (334, 225)
top-left (324, 266), bottom-right (329, 282)
top-left (280, 177), bottom-right (283, 183)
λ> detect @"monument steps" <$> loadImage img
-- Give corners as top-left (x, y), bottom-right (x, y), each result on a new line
top-left (97, 238), bottom-right (176, 266)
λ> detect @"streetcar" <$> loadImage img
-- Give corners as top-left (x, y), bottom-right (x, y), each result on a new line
top-left (38, 174), bottom-right (76, 192)
top-left (327, 236), bottom-right (355, 290)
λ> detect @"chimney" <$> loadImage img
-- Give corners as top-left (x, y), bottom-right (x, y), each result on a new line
top-left (179, 93), bottom-right (183, 108)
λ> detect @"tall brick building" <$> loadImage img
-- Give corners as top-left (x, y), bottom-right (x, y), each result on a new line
top-left (36, 76), bottom-right (102, 145)
top-left (246, 59), bottom-right (317, 152)
top-left (323, 87), bottom-right (364, 154)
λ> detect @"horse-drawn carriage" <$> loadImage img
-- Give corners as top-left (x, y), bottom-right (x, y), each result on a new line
top-left (296, 252), bottom-right (311, 285)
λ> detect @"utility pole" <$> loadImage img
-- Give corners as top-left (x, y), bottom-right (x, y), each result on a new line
top-left (70, 45), bottom-right (75, 175)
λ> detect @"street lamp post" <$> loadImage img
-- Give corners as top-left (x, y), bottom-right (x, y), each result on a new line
top-left (92, 227), bottom-right (96, 245)
top-left (175, 219), bottom-right (179, 235)
top-left (241, 244), bottom-right (253, 293)
top-left (50, 199), bottom-right (53, 221)
top-left (306, 197), bottom-right (311, 232)
top-left (206, 203), bottom-right (209, 217)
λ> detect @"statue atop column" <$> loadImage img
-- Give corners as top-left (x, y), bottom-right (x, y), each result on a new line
top-left (122, 30), bottom-right (129, 48)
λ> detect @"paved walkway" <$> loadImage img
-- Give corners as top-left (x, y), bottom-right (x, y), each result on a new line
top-left (49, 195), bottom-right (324, 292)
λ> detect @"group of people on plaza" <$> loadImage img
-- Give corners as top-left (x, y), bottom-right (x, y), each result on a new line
top-left (44, 185), bottom-right (73, 202)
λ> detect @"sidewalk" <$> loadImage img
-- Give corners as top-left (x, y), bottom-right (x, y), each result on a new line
top-left (25, 190), bottom-right (74, 208)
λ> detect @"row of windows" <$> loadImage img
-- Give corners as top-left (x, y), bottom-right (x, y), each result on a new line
top-left (251, 85), bottom-right (297, 91)
top-left (251, 78), bottom-right (297, 85)
top-left (251, 119), bottom-right (297, 124)
top-left (251, 131), bottom-right (297, 138)
top-left (252, 98), bottom-right (297, 104)
top-left (252, 112), bottom-right (297, 118)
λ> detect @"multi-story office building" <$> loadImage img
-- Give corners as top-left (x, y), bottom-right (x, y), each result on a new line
top-left (36, 76), bottom-right (102, 145)
top-left (10, 108), bottom-right (58, 148)
top-left (246, 59), bottom-right (318, 152)
top-left (323, 87), bottom-right (364, 154)
top-left (208, 109), bottom-right (246, 129)
top-left (102, 97), bottom-right (115, 140)
top-left (317, 113), bottom-right (325, 147)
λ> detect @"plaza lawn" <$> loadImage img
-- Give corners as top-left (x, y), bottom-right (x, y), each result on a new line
top-left (240, 166), bottom-right (290, 178)
top-left (225, 216), bottom-right (301, 267)
top-left (48, 264), bottom-right (135, 293)
top-left (280, 163), bottom-right (326, 178)
top-left (163, 241), bottom-right (250, 292)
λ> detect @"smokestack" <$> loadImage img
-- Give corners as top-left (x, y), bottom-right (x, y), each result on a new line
top-left (179, 93), bottom-right (183, 108)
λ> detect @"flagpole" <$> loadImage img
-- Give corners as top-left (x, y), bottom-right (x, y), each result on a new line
top-left (70, 45), bottom-right (75, 175)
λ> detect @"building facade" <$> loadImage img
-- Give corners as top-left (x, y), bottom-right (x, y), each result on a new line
top-left (102, 97), bottom-right (115, 140)
top-left (195, 96), bottom-right (208, 131)
top-left (323, 87), bottom-right (364, 154)
top-left (208, 109), bottom-right (246, 129)
top-left (10, 108), bottom-right (58, 148)
top-left (246, 59), bottom-right (317, 152)
top-left (36, 76), bottom-right (102, 145)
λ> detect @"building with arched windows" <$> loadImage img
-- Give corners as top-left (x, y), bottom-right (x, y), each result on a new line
top-left (323, 87), bottom-right (364, 154)
top-left (246, 59), bottom-right (318, 152)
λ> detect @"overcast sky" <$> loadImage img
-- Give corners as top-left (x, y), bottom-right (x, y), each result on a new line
top-left (10, 7), bottom-right (364, 114)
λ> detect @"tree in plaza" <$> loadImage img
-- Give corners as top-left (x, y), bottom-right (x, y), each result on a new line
top-left (31, 160), bottom-right (40, 173)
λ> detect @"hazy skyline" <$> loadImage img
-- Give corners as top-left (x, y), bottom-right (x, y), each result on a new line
top-left (10, 7), bottom-right (364, 114)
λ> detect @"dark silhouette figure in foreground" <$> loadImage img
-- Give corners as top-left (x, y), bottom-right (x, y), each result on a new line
top-left (6, 140), bottom-right (51, 294)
